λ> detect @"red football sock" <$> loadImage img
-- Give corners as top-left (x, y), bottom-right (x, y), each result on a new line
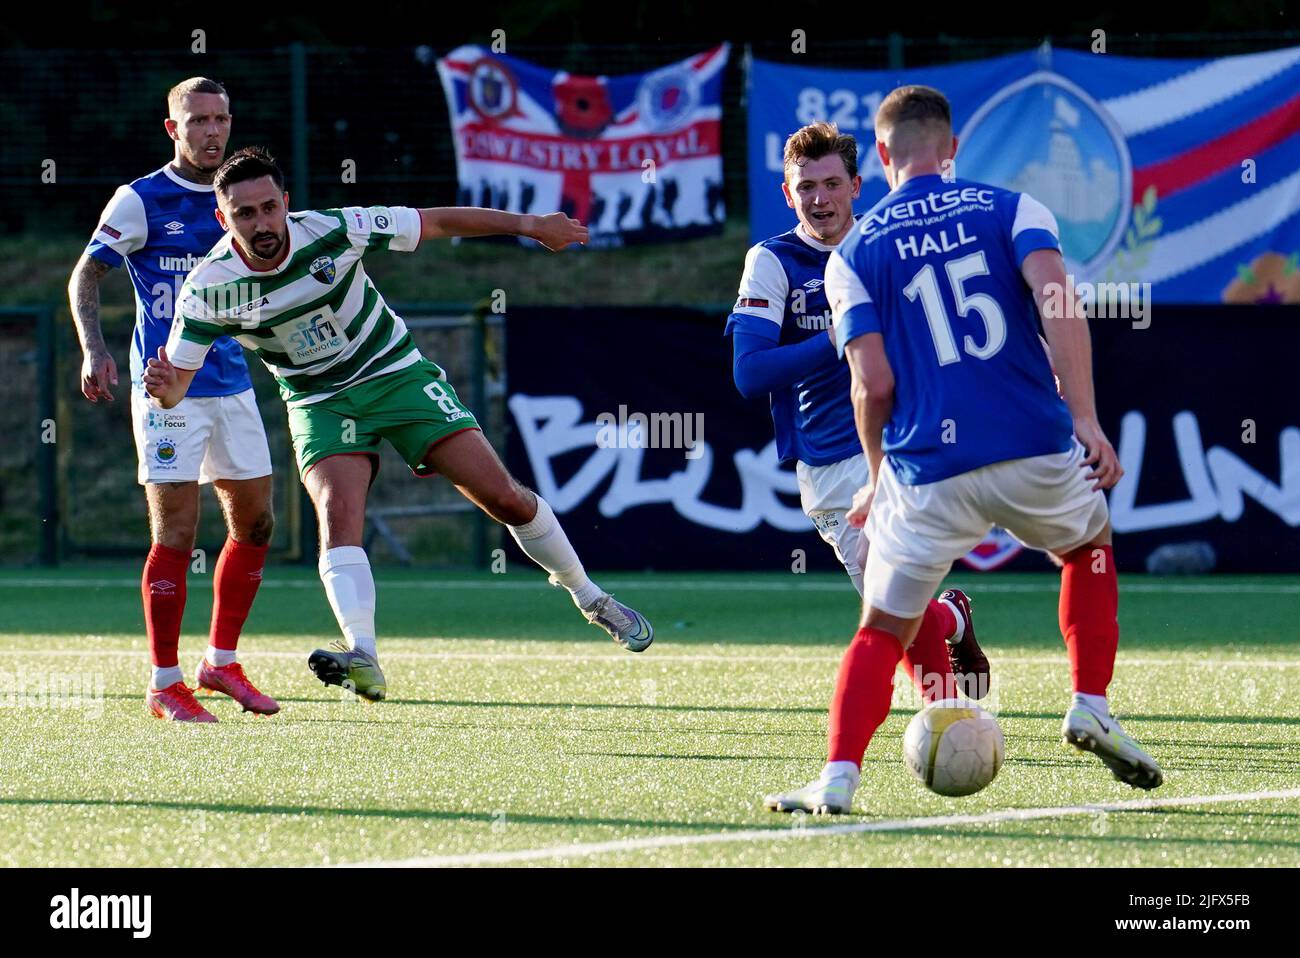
top-left (827, 627), bottom-right (904, 765)
top-left (209, 537), bottom-right (269, 651)
top-left (143, 543), bottom-right (190, 669)
top-left (1059, 544), bottom-right (1119, 696)
top-left (899, 600), bottom-right (958, 702)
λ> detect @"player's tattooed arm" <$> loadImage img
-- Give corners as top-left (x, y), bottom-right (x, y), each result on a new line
top-left (68, 253), bottom-right (119, 403)
top-left (417, 207), bottom-right (588, 250)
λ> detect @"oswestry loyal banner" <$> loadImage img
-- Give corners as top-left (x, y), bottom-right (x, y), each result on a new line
top-left (438, 44), bottom-right (729, 247)
top-left (748, 46), bottom-right (1300, 304)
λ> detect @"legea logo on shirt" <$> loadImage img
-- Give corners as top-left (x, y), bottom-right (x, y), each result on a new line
top-left (275, 307), bottom-right (348, 365)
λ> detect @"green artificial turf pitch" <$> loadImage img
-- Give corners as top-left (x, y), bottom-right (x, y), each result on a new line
top-left (0, 567), bottom-right (1296, 867)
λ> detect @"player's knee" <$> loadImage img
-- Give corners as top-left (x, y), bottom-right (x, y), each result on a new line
top-left (312, 492), bottom-right (364, 547)
top-left (489, 480), bottom-right (535, 527)
top-left (238, 509), bottom-right (275, 547)
top-left (150, 495), bottom-right (198, 550)
top-left (153, 527), bottom-right (195, 552)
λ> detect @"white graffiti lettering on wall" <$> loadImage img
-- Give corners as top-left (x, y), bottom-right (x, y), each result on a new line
top-left (509, 394), bottom-right (808, 532)
top-left (1111, 411), bottom-right (1300, 532)
top-left (511, 395), bottom-right (1300, 535)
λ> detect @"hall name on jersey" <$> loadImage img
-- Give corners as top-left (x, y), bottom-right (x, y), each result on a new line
top-left (894, 221), bottom-right (978, 261)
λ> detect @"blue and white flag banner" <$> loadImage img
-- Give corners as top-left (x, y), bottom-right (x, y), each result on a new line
top-left (748, 46), bottom-right (1300, 302)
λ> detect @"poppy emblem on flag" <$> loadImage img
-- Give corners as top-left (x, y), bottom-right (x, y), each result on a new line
top-left (554, 75), bottom-right (613, 139)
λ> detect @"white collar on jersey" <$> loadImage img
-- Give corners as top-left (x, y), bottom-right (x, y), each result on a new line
top-left (160, 163), bottom-right (216, 192)
top-left (794, 221), bottom-right (846, 253)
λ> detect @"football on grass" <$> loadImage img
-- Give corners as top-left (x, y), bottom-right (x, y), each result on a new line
top-left (903, 698), bottom-right (1004, 797)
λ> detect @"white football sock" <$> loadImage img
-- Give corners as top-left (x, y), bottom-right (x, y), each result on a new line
top-left (847, 570), bottom-right (864, 598)
top-left (151, 665), bottom-right (183, 690)
top-left (508, 495), bottom-right (604, 609)
top-left (939, 595), bottom-right (966, 644)
top-left (1072, 691), bottom-right (1110, 717)
top-left (822, 760), bottom-right (861, 784)
top-left (319, 546), bottom-right (378, 660)
top-left (205, 646), bottom-right (236, 667)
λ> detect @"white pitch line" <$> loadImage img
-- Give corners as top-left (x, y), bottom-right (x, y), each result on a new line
top-left (1, 577), bottom-right (1298, 595)
top-left (2, 649), bottom-right (1298, 668)
top-left (335, 788), bottom-right (1300, 868)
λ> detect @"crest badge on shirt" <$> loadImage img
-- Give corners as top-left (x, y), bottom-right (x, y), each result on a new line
top-left (153, 438), bottom-right (180, 467)
top-left (309, 255), bottom-right (337, 285)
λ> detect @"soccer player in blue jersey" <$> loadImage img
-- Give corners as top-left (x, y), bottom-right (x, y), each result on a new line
top-left (726, 123), bottom-right (990, 788)
top-left (68, 78), bottom-right (278, 722)
top-left (766, 86), bottom-right (1162, 814)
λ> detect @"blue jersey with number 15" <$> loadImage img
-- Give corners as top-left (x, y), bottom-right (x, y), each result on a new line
top-left (826, 174), bottom-right (1074, 486)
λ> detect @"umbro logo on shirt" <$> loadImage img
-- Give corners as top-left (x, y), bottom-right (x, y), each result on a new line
top-left (164, 221), bottom-right (186, 235)
top-left (795, 309), bottom-right (834, 331)
top-left (158, 253), bottom-right (203, 272)
top-left (802, 278), bottom-right (824, 290)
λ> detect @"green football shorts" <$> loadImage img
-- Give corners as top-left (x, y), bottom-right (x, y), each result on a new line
top-left (288, 358), bottom-right (480, 480)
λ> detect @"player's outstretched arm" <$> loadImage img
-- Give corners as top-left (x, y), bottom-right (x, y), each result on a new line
top-left (68, 253), bottom-right (119, 403)
top-left (417, 208), bottom-right (588, 251)
top-left (1023, 248), bottom-right (1122, 490)
top-left (142, 347), bottom-right (197, 410)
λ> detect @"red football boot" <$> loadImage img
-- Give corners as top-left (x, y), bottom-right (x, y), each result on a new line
top-left (147, 681), bottom-right (218, 722)
top-left (196, 660), bottom-right (281, 715)
top-left (939, 589), bottom-right (991, 700)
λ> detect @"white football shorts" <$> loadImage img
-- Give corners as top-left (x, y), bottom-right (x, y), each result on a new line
top-left (864, 440), bottom-right (1109, 617)
top-left (797, 452), bottom-right (871, 590)
top-left (131, 387), bottom-right (273, 485)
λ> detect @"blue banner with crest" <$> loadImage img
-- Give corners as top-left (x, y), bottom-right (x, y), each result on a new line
top-left (748, 46), bottom-right (1300, 303)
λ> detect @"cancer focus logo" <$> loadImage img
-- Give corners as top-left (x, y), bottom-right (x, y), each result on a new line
top-left (958, 72), bottom-right (1131, 276)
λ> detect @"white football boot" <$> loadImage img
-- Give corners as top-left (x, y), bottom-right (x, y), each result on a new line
top-left (559, 579), bottom-right (654, 652)
top-left (1063, 705), bottom-right (1164, 789)
top-left (764, 770), bottom-right (858, 815)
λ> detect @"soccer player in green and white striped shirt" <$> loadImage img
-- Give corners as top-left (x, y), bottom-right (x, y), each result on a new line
top-left (145, 147), bottom-right (653, 701)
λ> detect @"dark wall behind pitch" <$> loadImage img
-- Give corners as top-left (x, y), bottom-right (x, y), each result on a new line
top-left (503, 305), bottom-right (1300, 573)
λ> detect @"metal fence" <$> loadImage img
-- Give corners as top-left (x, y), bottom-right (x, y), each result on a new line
top-left (6, 33), bottom-right (1299, 236)
top-left (0, 308), bottom-right (58, 565)
top-left (2, 302), bottom-right (505, 567)
top-left (4, 31), bottom-right (1299, 565)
